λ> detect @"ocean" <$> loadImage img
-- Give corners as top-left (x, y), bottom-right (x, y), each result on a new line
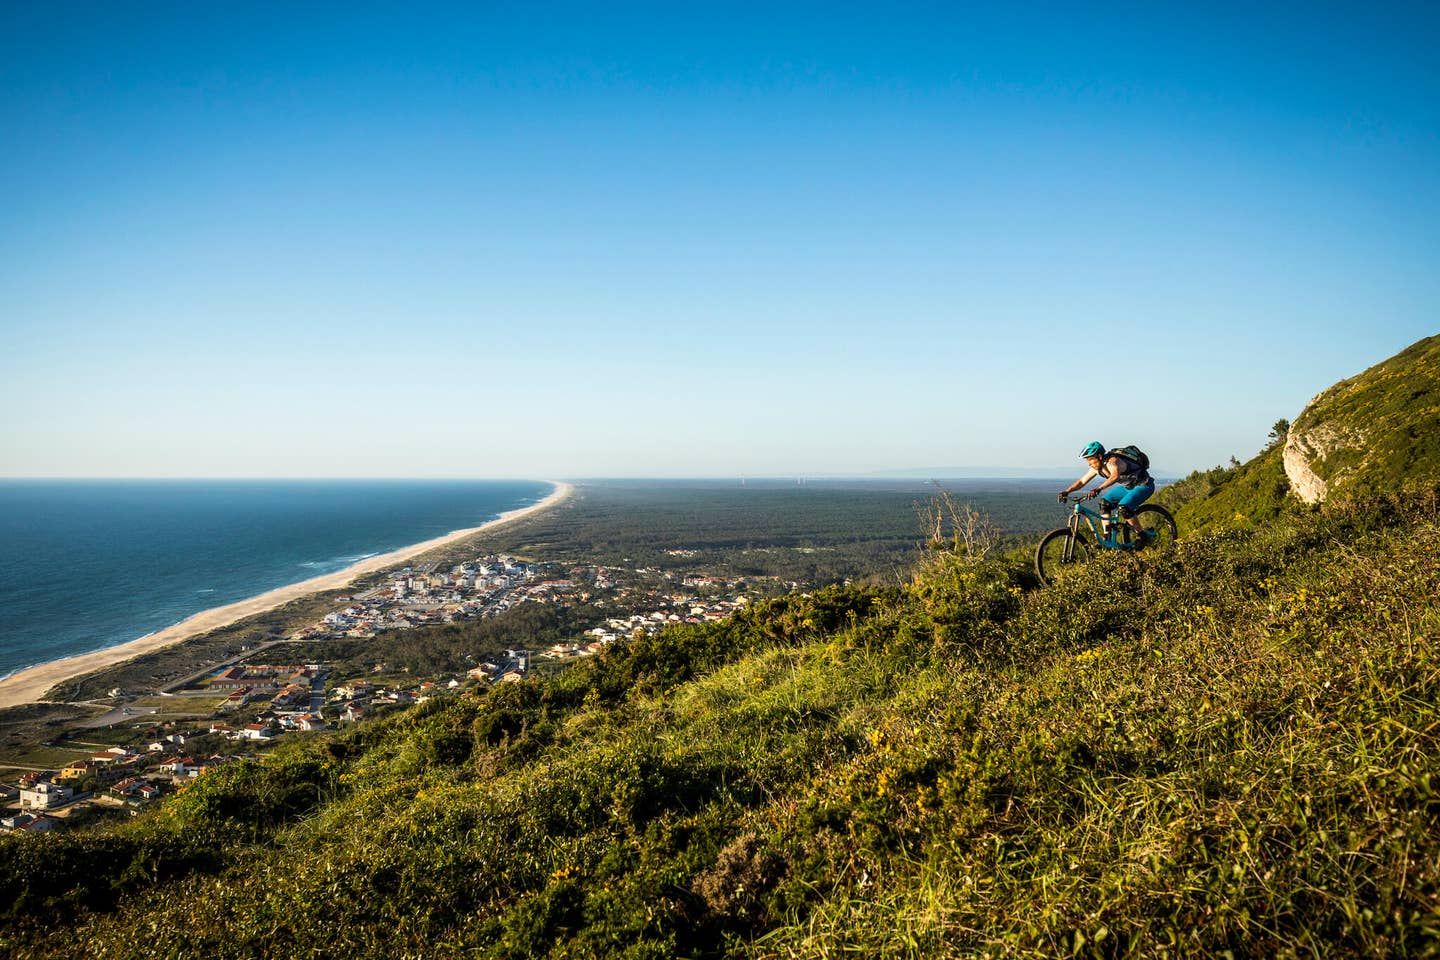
top-left (0, 479), bottom-right (553, 681)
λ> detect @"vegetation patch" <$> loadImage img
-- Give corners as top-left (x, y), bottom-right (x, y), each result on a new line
top-left (1293, 333), bottom-right (1440, 496)
top-left (3, 480), bottom-right (1437, 958)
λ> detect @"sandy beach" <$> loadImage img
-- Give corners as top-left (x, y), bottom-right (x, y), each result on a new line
top-left (0, 481), bottom-right (574, 710)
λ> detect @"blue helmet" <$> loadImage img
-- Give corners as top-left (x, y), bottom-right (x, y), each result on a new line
top-left (1080, 441), bottom-right (1105, 459)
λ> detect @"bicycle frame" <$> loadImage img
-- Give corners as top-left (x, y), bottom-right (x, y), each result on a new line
top-left (1069, 500), bottom-right (1133, 550)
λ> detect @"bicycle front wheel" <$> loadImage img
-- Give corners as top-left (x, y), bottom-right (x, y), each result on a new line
top-left (1035, 527), bottom-right (1092, 586)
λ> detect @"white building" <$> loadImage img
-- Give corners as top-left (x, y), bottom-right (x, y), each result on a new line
top-left (241, 723), bottom-right (276, 741)
top-left (1, 812), bottom-right (55, 833)
top-left (20, 781), bottom-right (72, 810)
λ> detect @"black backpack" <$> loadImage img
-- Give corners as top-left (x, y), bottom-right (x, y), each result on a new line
top-left (1113, 444), bottom-right (1150, 471)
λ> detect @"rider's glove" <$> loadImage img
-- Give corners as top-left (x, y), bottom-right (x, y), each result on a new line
top-left (1084, 489), bottom-right (1100, 500)
top-left (1057, 492), bottom-right (1068, 503)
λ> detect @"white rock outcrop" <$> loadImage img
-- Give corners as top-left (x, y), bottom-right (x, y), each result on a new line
top-left (1281, 390), bottom-right (1367, 505)
top-left (1282, 432), bottom-right (1328, 505)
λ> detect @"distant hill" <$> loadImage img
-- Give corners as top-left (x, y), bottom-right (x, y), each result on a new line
top-left (854, 467), bottom-right (1078, 479)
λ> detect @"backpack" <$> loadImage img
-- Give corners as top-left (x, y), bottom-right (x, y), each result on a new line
top-left (1113, 444), bottom-right (1150, 471)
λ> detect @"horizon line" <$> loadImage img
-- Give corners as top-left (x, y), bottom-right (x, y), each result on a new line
top-left (0, 472), bottom-right (1175, 482)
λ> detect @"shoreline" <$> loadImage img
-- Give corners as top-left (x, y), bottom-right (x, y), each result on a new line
top-left (0, 481), bottom-right (574, 710)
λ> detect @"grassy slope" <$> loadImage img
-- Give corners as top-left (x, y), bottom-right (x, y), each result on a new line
top-left (1154, 446), bottom-right (1300, 537)
top-left (3, 490), bottom-right (1438, 959)
top-left (1155, 334), bottom-right (1439, 540)
top-left (1296, 334), bottom-right (1440, 495)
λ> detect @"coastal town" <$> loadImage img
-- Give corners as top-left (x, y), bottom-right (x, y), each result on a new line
top-left (1, 550), bottom-right (765, 832)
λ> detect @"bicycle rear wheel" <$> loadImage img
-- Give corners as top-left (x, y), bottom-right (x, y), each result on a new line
top-left (1131, 504), bottom-right (1178, 550)
top-left (1035, 527), bottom-right (1092, 586)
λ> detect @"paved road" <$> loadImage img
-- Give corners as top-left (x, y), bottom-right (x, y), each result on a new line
top-left (309, 674), bottom-right (327, 714)
top-left (78, 705), bottom-right (159, 729)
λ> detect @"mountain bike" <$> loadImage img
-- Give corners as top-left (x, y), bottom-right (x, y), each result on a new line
top-left (1034, 493), bottom-right (1177, 586)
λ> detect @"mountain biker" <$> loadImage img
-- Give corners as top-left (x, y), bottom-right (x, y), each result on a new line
top-left (1057, 442), bottom-right (1157, 548)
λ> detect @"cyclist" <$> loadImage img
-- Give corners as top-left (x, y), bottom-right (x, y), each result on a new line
top-left (1057, 441), bottom-right (1157, 548)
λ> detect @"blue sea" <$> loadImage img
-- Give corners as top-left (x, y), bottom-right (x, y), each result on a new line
top-left (0, 479), bottom-right (553, 681)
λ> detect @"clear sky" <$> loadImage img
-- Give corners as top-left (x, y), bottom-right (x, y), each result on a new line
top-left (2, 2), bottom-right (1436, 479)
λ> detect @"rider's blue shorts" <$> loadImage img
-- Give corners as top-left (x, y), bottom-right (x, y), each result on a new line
top-left (1098, 480), bottom-right (1155, 513)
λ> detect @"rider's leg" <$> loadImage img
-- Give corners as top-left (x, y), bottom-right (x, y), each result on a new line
top-left (1097, 495), bottom-right (1123, 538)
top-left (1114, 483), bottom-right (1157, 539)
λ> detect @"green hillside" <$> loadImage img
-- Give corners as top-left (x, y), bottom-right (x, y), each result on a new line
top-left (3, 486), bottom-right (1438, 958)
top-left (1288, 334), bottom-right (1440, 498)
top-left (1154, 445), bottom-right (1297, 535)
top-left (1156, 334), bottom-right (1439, 536)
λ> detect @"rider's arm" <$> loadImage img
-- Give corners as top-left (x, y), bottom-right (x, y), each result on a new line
top-left (1060, 468), bottom-right (1098, 496)
top-left (1091, 457), bottom-right (1121, 496)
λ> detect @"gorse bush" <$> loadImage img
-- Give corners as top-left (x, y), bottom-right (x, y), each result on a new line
top-left (2, 488), bottom-right (1438, 959)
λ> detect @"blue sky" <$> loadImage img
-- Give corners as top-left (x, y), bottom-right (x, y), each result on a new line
top-left (2, 2), bottom-right (1436, 478)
